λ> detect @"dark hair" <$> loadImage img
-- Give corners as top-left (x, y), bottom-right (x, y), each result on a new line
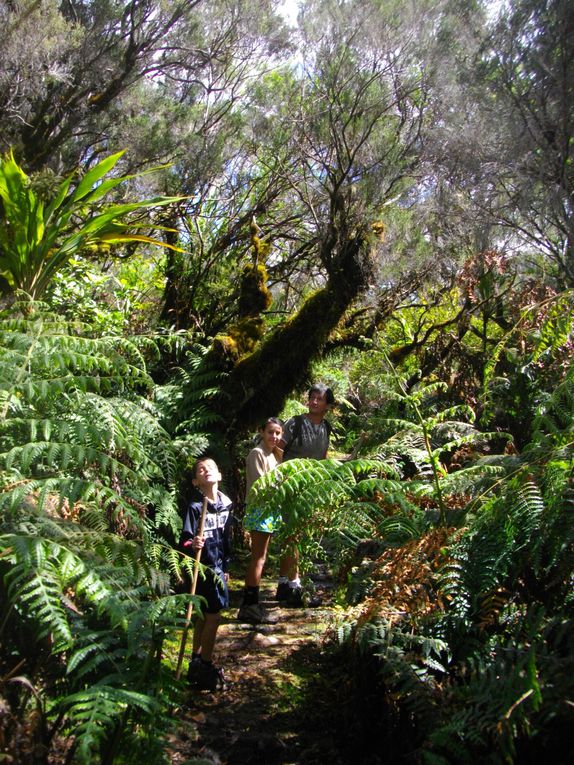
top-left (258, 416), bottom-right (283, 431)
top-left (308, 383), bottom-right (335, 406)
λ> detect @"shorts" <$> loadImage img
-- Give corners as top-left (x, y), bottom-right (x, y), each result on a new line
top-left (194, 567), bottom-right (229, 614)
top-left (243, 506), bottom-right (282, 535)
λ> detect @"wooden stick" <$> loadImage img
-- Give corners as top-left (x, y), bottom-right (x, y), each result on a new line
top-left (175, 495), bottom-right (209, 680)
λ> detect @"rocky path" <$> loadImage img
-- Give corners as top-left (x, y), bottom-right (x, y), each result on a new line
top-left (167, 568), bottom-right (349, 765)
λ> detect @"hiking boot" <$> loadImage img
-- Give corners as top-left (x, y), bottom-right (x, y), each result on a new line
top-left (284, 587), bottom-right (323, 607)
top-left (285, 586), bottom-right (304, 607)
top-left (237, 602), bottom-right (278, 625)
top-left (275, 581), bottom-right (290, 601)
top-left (189, 660), bottom-right (225, 692)
top-left (187, 657), bottom-right (203, 685)
top-left (202, 663), bottom-right (225, 692)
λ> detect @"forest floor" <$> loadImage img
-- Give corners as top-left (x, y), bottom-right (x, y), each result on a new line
top-left (166, 562), bottom-right (353, 765)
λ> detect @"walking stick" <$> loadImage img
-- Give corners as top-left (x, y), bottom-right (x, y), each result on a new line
top-left (175, 495), bottom-right (208, 680)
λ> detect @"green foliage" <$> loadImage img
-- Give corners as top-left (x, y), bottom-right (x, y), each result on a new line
top-left (482, 290), bottom-right (574, 445)
top-left (1, 515), bottom-right (199, 762)
top-left (47, 253), bottom-right (168, 335)
top-left (530, 356), bottom-right (574, 451)
top-left (0, 5), bottom-right (572, 761)
top-left (249, 456), bottom-right (423, 579)
top-left (329, 356), bottom-right (574, 762)
top-left (0, 149), bottom-right (182, 299)
top-left (423, 611), bottom-right (573, 765)
top-left (356, 619), bottom-right (449, 723)
top-left (154, 343), bottom-right (228, 465)
top-left (0, 302), bottom-right (203, 762)
top-left (0, 302), bottom-right (178, 537)
top-left (349, 363), bottom-right (511, 523)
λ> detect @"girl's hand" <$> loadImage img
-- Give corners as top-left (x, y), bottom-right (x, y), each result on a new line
top-left (223, 572), bottom-right (229, 582)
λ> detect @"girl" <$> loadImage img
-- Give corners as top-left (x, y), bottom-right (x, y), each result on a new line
top-left (237, 417), bottom-right (283, 625)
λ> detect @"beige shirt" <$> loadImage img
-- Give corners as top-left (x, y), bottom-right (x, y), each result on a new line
top-left (245, 445), bottom-right (278, 498)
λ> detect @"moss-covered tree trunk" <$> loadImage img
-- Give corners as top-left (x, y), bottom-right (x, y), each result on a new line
top-left (215, 230), bottom-right (372, 440)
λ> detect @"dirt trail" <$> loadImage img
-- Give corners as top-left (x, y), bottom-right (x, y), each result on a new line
top-left (167, 569), bottom-right (348, 765)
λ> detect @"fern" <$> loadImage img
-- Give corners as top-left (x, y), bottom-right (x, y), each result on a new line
top-left (354, 619), bottom-right (448, 727)
top-left (1, 517), bottom-right (190, 762)
top-left (530, 292), bottom-right (574, 362)
top-left (350, 361), bottom-right (512, 523)
top-left (0, 304), bottom-right (179, 539)
top-left (0, 304), bottom-right (202, 761)
top-left (424, 615), bottom-right (567, 764)
top-left (530, 359), bottom-right (574, 450)
top-left (155, 344), bottom-right (227, 436)
top-left (60, 685), bottom-right (160, 763)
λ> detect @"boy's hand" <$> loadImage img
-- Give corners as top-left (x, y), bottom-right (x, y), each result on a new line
top-left (183, 536), bottom-right (204, 551)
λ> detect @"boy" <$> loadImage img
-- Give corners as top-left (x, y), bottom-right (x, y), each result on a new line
top-left (179, 457), bottom-right (232, 692)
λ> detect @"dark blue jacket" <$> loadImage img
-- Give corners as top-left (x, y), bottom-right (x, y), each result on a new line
top-left (179, 491), bottom-right (233, 573)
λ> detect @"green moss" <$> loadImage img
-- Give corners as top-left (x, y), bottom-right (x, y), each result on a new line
top-left (238, 263), bottom-right (272, 317)
top-left (209, 232), bottom-right (372, 436)
top-left (211, 333), bottom-right (239, 361)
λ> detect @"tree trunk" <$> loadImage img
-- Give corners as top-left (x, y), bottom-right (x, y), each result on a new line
top-left (218, 233), bottom-right (371, 438)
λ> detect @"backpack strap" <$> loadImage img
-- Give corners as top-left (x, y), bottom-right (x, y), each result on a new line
top-left (282, 414), bottom-right (304, 459)
top-left (283, 415), bottom-right (333, 458)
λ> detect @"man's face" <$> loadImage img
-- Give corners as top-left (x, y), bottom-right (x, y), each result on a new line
top-left (308, 390), bottom-right (329, 417)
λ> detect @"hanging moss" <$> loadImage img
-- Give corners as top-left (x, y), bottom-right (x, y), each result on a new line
top-left (211, 333), bottom-right (240, 362)
top-left (209, 260), bottom-right (271, 365)
top-left (238, 263), bottom-right (272, 317)
top-left (223, 234), bottom-right (372, 433)
top-left (212, 316), bottom-right (267, 364)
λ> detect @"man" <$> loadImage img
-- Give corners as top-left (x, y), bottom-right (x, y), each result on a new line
top-left (276, 383), bottom-right (335, 606)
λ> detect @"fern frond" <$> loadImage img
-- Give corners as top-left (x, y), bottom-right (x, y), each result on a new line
top-left (531, 292), bottom-right (574, 362)
top-left (59, 685), bottom-right (159, 763)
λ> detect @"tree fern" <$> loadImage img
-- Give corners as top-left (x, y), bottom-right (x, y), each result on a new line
top-left (350, 364), bottom-right (512, 523)
top-left (1, 518), bottom-right (192, 763)
top-left (423, 612), bottom-right (568, 765)
top-left (352, 619), bottom-right (448, 735)
top-left (530, 358), bottom-right (574, 451)
top-left (482, 291), bottom-right (573, 391)
top-left (154, 343), bottom-right (228, 466)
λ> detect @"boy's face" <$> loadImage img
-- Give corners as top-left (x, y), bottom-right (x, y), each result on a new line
top-left (192, 459), bottom-right (222, 491)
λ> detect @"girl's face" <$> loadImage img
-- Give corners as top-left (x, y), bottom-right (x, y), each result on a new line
top-left (261, 422), bottom-right (282, 451)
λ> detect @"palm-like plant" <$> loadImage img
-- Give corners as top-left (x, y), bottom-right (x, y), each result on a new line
top-left (0, 149), bottom-right (182, 299)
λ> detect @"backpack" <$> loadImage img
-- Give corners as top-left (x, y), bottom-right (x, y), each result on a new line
top-left (282, 414), bottom-right (334, 459)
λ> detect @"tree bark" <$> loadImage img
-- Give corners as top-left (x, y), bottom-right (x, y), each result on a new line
top-left (216, 232), bottom-right (371, 438)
